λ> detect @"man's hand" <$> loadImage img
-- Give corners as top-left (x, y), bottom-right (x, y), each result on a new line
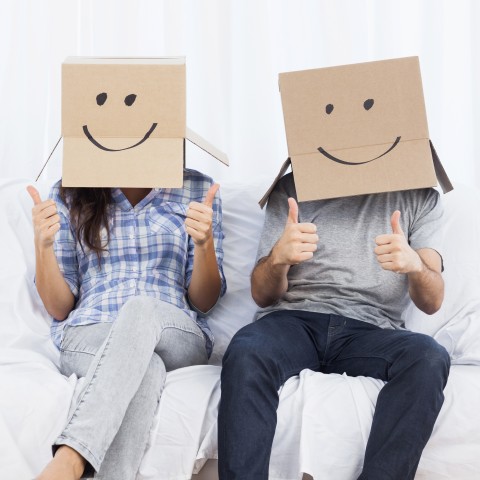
top-left (185, 183), bottom-right (219, 247)
top-left (270, 198), bottom-right (318, 266)
top-left (374, 210), bottom-right (423, 274)
top-left (27, 185), bottom-right (61, 250)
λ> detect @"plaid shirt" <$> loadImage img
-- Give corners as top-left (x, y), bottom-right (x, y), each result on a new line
top-left (49, 169), bottom-right (226, 357)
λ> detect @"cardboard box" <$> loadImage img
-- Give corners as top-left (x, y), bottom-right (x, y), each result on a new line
top-left (61, 57), bottom-right (228, 188)
top-left (260, 57), bottom-right (452, 207)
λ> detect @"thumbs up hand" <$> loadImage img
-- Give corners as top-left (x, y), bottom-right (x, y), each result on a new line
top-left (26, 185), bottom-right (61, 250)
top-left (374, 210), bottom-right (422, 274)
top-left (185, 183), bottom-right (220, 247)
top-left (271, 198), bottom-right (319, 266)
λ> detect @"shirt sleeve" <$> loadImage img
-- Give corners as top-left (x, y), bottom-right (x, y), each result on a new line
top-left (185, 181), bottom-right (227, 315)
top-left (50, 184), bottom-right (80, 299)
top-left (408, 188), bottom-right (444, 266)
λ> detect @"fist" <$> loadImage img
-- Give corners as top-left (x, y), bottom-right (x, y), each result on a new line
top-left (185, 183), bottom-right (219, 247)
top-left (271, 197), bottom-right (318, 266)
top-left (374, 210), bottom-right (422, 274)
top-left (27, 185), bottom-right (61, 250)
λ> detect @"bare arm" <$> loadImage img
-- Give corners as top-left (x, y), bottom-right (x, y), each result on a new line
top-left (251, 198), bottom-right (318, 308)
top-left (407, 248), bottom-right (444, 315)
top-left (27, 186), bottom-right (75, 320)
top-left (251, 254), bottom-right (290, 308)
top-left (188, 239), bottom-right (222, 313)
top-left (375, 210), bottom-right (444, 315)
top-left (186, 184), bottom-right (222, 313)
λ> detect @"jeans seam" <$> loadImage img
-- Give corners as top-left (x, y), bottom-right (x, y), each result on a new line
top-left (60, 348), bottom-right (97, 355)
top-left (62, 324), bottom-right (115, 449)
top-left (158, 323), bottom-right (205, 341)
top-left (55, 434), bottom-right (101, 472)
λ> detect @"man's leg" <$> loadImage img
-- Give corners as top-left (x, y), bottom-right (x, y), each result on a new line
top-left (324, 319), bottom-right (450, 480)
top-left (218, 310), bottom-right (330, 480)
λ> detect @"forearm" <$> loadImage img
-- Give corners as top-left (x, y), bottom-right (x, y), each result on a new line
top-left (188, 239), bottom-right (222, 313)
top-left (408, 260), bottom-right (444, 315)
top-left (35, 246), bottom-right (75, 320)
top-left (251, 253), bottom-right (290, 308)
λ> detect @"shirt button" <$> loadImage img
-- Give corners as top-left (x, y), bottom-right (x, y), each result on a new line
top-left (129, 234), bottom-right (135, 240)
top-left (132, 266), bottom-right (138, 272)
top-left (130, 280), bottom-right (135, 287)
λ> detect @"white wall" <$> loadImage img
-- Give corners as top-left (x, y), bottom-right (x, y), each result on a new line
top-left (1, 0), bottom-right (478, 189)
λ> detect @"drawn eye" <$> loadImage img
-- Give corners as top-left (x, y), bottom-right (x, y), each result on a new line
top-left (364, 98), bottom-right (374, 110)
top-left (96, 92), bottom-right (107, 106)
top-left (124, 94), bottom-right (137, 106)
top-left (326, 104), bottom-right (334, 115)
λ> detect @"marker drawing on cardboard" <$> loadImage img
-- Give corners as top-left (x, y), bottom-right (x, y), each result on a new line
top-left (260, 56), bottom-right (452, 207)
top-left (61, 57), bottom-right (228, 188)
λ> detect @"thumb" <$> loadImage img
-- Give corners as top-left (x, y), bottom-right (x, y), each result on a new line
top-left (204, 183), bottom-right (220, 207)
top-left (391, 210), bottom-right (404, 235)
top-left (287, 197), bottom-right (298, 224)
top-left (27, 185), bottom-right (42, 206)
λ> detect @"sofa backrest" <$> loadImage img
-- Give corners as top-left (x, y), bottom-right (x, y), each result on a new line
top-left (1, 178), bottom-right (479, 367)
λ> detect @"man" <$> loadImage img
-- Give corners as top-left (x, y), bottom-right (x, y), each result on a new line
top-left (218, 172), bottom-right (450, 480)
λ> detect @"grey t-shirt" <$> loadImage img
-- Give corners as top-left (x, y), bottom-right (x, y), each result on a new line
top-left (255, 173), bottom-right (443, 330)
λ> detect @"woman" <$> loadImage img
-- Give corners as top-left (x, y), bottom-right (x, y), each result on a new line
top-left (28, 168), bottom-right (226, 480)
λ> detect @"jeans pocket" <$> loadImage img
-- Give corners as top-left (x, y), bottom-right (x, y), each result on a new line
top-left (60, 323), bottom-right (113, 355)
top-left (60, 323), bottom-right (113, 377)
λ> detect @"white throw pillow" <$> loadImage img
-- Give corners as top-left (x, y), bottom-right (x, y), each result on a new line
top-left (0, 178), bottom-right (59, 367)
top-left (405, 183), bottom-right (480, 365)
top-left (207, 180), bottom-right (267, 365)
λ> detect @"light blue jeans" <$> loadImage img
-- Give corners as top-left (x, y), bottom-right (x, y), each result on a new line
top-left (55, 296), bottom-right (208, 479)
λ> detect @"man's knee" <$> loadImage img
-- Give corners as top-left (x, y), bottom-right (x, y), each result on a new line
top-left (405, 334), bottom-right (450, 383)
top-left (222, 325), bottom-right (283, 387)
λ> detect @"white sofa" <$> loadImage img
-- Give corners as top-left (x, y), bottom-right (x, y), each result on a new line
top-left (1, 177), bottom-right (479, 480)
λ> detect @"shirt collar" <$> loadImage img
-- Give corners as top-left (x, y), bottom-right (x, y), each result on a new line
top-left (111, 188), bottom-right (161, 211)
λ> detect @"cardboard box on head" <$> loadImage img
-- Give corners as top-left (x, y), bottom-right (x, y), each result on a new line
top-left (260, 56), bottom-right (452, 207)
top-left (61, 57), bottom-right (228, 188)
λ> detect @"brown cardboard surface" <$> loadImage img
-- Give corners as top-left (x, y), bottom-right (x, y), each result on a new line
top-left (186, 127), bottom-right (229, 166)
top-left (291, 139), bottom-right (436, 202)
top-left (62, 138), bottom-right (183, 188)
top-left (62, 57), bottom-right (227, 187)
top-left (262, 56), bottom-right (451, 204)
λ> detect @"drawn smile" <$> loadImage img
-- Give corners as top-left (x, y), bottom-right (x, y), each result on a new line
top-left (83, 123), bottom-right (158, 152)
top-left (318, 136), bottom-right (401, 165)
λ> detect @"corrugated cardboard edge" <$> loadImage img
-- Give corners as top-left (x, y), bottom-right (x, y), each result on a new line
top-left (258, 158), bottom-right (291, 208)
top-left (430, 140), bottom-right (453, 193)
top-left (186, 127), bottom-right (229, 166)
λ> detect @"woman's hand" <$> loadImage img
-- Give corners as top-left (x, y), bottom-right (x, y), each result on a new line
top-left (185, 184), bottom-right (219, 247)
top-left (186, 183), bottom-right (222, 313)
top-left (26, 185), bottom-right (75, 320)
top-left (27, 185), bottom-right (61, 251)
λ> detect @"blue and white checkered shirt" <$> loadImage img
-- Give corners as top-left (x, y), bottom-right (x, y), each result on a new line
top-left (49, 169), bottom-right (226, 357)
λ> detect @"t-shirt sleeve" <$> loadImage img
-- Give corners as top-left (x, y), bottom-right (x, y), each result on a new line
top-left (50, 184), bottom-right (80, 299)
top-left (408, 188), bottom-right (444, 256)
top-left (255, 175), bottom-right (294, 263)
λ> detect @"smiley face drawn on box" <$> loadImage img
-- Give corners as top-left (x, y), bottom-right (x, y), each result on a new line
top-left (82, 91), bottom-right (158, 152)
top-left (277, 57), bottom-right (439, 202)
top-left (317, 97), bottom-right (401, 165)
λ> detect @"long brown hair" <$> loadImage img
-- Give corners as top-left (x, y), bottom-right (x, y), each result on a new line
top-left (60, 187), bottom-right (112, 259)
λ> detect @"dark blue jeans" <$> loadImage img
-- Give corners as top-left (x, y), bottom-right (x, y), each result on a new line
top-left (218, 310), bottom-right (450, 480)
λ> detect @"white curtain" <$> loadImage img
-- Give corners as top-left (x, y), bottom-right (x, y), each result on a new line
top-left (1, 0), bottom-right (479, 188)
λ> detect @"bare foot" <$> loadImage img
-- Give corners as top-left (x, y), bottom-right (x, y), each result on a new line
top-left (36, 445), bottom-right (86, 480)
